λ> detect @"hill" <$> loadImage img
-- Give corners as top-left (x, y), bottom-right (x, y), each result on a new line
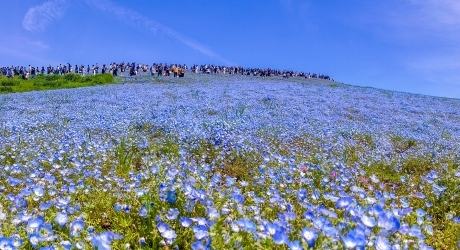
top-left (0, 73), bottom-right (458, 249)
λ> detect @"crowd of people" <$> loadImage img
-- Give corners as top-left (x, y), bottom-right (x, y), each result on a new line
top-left (0, 62), bottom-right (333, 81)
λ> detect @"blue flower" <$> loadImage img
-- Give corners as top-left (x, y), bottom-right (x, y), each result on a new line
top-left (207, 208), bottom-right (220, 221)
top-left (38, 223), bottom-right (54, 242)
top-left (341, 231), bottom-right (357, 249)
top-left (165, 208), bottom-right (180, 220)
top-left (161, 229), bottom-right (177, 241)
top-left (0, 237), bottom-right (15, 249)
top-left (301, 227), bottom-right (318, 248)
top-left (375, 236), bottom-right (391, 250)
top-left (138, 237), bottom-right (146, 246)
top-left (60, 240), bottom-right (72, 250)
top-left (91, 231), bottom-right (123, 250)
top-left (193, 226), bottom-right (209, 240)
top-left (360, 214), bottom-right (376, 228)
top-left (288, 240), bottom-right (304, 250)
top-left (241, 219), bottom-right (256, 233)
top-left (69, 219), bottom-right (85, 237)
top-left (55, 212), bottom-right (68, 227)
top-left (336, 196), bottom-right (353, 209)
top-left (231, 193), bottom-right (244, 204)
top-left (28, 233), bottom-right (40, 248)
top-left (377, 212), bottom-right (400, 234)
top-left (157, 222), bottom-right (170, 234)
top-left (273, 231), bottom-right (289, 245)
top-left (191, 241), bottom-right (206, 250)
top-left (166, 190), bottom-right (178, 204)
top-left (180, 217), bottom-right (193, 227)
top-left (138, 205), bottom-right (148, 218)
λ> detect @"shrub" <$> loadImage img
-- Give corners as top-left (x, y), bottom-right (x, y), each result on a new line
top-left (0, 86), bottom-right (13, 93)
top-left (0, 78), bottom-right (20, 86)
top-left (391, 135), bottom-right (417, 153)
top-left (63, 73), bottom-right (83, 82)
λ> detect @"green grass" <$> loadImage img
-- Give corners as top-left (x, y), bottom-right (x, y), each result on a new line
top-left (0, 73), bottom-right (115, 93)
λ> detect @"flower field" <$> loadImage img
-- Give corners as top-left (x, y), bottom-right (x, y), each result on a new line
top-left (0, 74), bottom-right (459, 249)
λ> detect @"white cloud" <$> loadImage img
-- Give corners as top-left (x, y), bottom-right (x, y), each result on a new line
top-left (22, 0), bottom-right (69, 32)
top-left (86, 0), bottom-right (234, 65)
top-left (30, 41), bottom-right (50, 50)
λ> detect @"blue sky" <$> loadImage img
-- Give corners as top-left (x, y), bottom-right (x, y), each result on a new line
top-left (1, 0), bottom-right (460, 98)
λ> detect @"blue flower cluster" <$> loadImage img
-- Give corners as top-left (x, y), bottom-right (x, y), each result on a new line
top-left (0, 75), bottom-right (459, 249)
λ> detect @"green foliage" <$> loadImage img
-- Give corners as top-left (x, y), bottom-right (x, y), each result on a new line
top-left (391, 135), bottom-right (417, 153)
top-left (343, 145), bottom-right (360, 164)
top-left (353, 133), bottom-right (375, 148)
top-left (0, 86), bottom-right (13, 93)
top-left (400, 156), bottom-right (432, 175)
top-left (114, 137), bottom-right (142, 177)
top-left (0, 73), bottom-right (115, 94)
top-left (0, 77), bottom-right (21, 86)
top-left (364, 161), bottom-right (401, 185)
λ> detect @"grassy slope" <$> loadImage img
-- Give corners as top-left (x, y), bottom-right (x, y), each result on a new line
top-left (0, 73), bottom-right (115, 93)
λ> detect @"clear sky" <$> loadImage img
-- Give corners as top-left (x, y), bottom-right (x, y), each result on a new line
top-left (1, 0), bottom-right (460, 98)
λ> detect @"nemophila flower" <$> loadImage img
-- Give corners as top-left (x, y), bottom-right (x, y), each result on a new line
top-left (221, 207), bottom-right (231, 215)
top-left (69, 219), bottom-right (85, 237)
top-left (408, 225), bottom-right (425, 239)
top-left (287, 240), bottom-right (304, 250)
top-left (55, 212), bottom-right (68, 227)
top-left (206, 207), bottom-right (220, 221)
top-left (231, 221), bottom-right (240, 232)
top-left (241, 219), bottom-right (257, 233)
top-left (193, 226), bottom-right (209, 240)
top-left (264, 222), bottom-right (279, 235)
top-left (14, 197), bottom-right (28, 209)
top-left (341, 231), bottom-right (359, 249)
top-left (38, 223), bottom-right (55, 242)
top-left (377, 212), bottom-right (400, 234)
top-left (191, 241), bottom-right (206, 250)
top-left (11, 234), bottom-right (23, 248)
top-left (138, 237), bottom-right (147, 246)
top-left (360, 214), bottom-right (376, 228)
top-left (369, 204), bottom-right (384, 216)
top-left (39, 202), bottom-right (53, 211)
top-left (0, 237), bottom-right (15, 249)
top-left (423, 224), bottom-right (434, 236)
top-left (28, 233), bottom-right (40, 247)
top-left (166, 208), bottom-right (180, 220)
top-left (180, 217), bottom-right (193, 227)
top-left (303, 211), bottom-right (315, 221)
top-left (75, 241), bottom-right (85, 249)
top-left (336, 196), bottom-right (353, 209)
top-left (301, 227), bottom-right (318, 248)
top-left (114, 203), bottom-right (122, 212)
top-left (138, 205), bottom-right (148, 218)
top-left (273, 231), bottom-right (289, 245)
top-left (91, 231), bottom-right (123, 250)
top-left (193, 217), bottom-right (208, 226)
top-left (283, 211), bottom-right (297, 221)
top-left (157, 222), bottom-right (169, 234)
top-left (166, 190), bottom-right (178, 204)
top-left (33, 186), bottom-right (45, 197)
top-left (161, 229), bottom-right (177, 242)
top-left (375, 236), bottom-right (391, 250)
top-left (27, 216), bottom-right (44, 234)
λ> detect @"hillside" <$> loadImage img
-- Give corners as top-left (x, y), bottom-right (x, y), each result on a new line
top-left (0, 74), bottom-right (459, 249)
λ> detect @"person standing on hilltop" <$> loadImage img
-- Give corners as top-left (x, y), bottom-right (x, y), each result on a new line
top-left (157, 63), bottom-right (163, 77)
top-left (150, 63), bottom-right (156, 76)
top-left (173, 64), bottom-right (178, 77)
